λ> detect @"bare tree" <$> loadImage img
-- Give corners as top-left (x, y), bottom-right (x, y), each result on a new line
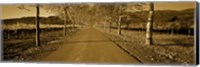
top-left (117, 4), bottom-right (123, 35)
top-left (63, 6), bottom-right (68, 36)
top-left (118, 16), bottom-right (122, 35)
top-left (44, 4), bottom-right (70, 36)
top-left (116, 4), bottom-right (130, 35)
top-left (145, 3), bottom-right (154, 45)
top-left (67, 6), bottom-right (76, 31)
top-left (17, 4), bottom-right (41, 46)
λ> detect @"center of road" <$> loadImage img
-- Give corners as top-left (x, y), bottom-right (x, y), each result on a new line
top-left (40, 27), bottom-right (140, 64)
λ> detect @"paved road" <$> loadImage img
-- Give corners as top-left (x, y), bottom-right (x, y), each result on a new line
top-left (40, 27), bottom-right (140, 64)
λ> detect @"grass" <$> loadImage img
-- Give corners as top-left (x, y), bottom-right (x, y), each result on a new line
top-left (99, 27), bottom-right (195, 65)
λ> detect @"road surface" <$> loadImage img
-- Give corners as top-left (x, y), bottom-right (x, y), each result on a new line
top-left (40, 27), bottom-right (140, 64)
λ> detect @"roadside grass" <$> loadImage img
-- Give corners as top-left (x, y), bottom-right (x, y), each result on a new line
top-left (99, 28), bottom-right (195, 65)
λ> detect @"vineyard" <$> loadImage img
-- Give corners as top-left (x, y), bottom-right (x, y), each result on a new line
top-left (3, 23), bottom-right (80, 61)
top-left (2, 23), bottom-right (82, 39)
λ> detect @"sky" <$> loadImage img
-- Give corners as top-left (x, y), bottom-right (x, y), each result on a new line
top-left (0, 2), bottom-right (195, 19)
top-left (153, 2), bottom-right (195, 10)
top-left (0, 4), bottom-right (55, 19)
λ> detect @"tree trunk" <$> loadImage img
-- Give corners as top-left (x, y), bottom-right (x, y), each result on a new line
top-left (168, 28), bottom-right (171, 34)
top-left (188, 28), bottom-right (191, 36)
top-left (73, 19), bottom-right (76, 31)
top-left (8, 33), bottom-right (10, 39)
top-left (171, 28), bottom-right (174, 36)
top-left (35, 4), bottom-right (40, 46)
top-left (177, 29), bottom-right (179, 34)
top-left (145, 3), bottom-right (154, 45)
top-left (118, 16), bottom-right (122, 35)
top-left (109, 22), bottom-right (111, 32)
top-left (63, 8), bottom-right (67, 36)
top-left (104, 23), bottom-right (106, 30)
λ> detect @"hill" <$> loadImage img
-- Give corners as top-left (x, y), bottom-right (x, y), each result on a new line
top-left (122, 8), bottom-right (194, 30)
top-left (2, 16), bottom-right (64, 25)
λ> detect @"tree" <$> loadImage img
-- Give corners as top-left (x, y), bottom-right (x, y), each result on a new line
top-left (145, 3), bottom-right (154, 45)
top-left (45, 4), bottom-right (93, 32)
top-left (94, 3), bottom-right (124, 34)
top-left (17, 4), bottom-right (41, 46)
top-left (35, 4), bottom-right (40, 46)
top-left (67, 5), bottom-right (81, 31)
top-left (95, 3), bottom-right (116, 32)
top-left (63, 6), bottom-right (68, 36)
top-left (115, 3), bottom-right (144, 35)
top-left (117, 4), bottom-right (125, 35)
top-left (44, 4), bottom-right (70, 36)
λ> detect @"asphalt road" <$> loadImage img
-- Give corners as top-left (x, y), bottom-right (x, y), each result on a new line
top-left (40, 27), bottom-right (140, 64)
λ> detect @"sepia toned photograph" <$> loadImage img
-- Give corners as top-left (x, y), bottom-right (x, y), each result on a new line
top-left (0, 2), bottom-right (197, 65)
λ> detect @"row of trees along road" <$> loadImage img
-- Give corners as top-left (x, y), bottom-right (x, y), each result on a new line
top-left (17, 4), bottom-right (102, 47)
top-left (95, 3), bottom-right (154, 45)
top-left (17, 3), bottom-right (154, 47)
